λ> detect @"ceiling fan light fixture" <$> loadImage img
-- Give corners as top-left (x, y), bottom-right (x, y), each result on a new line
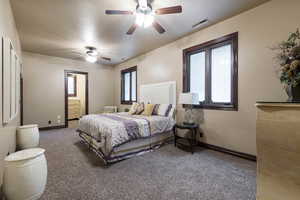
top-left (135, 13), bottom-right (145, 27)
top-left (135, 12), bottom-right (154, 28)
top-left (143, 14), bottom-right (154, 28)
top-left (85, 55), bottom-right (97, 63)
top-left (87, 50), bottom-right (98, 56)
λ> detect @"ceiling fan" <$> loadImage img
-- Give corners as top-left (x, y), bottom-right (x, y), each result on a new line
top-left (84, 46), bottom-right (112, 63)
top-left (105, 0), bottom-right (183, 35)
top-left (66, 46), bottom-right (112, 63)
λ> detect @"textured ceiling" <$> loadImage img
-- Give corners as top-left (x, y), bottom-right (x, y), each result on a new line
top-left (11, 0), bottom-right (269, 65)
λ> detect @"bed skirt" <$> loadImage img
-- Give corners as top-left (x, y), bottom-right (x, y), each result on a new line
top-left (77, 129), bottom-right (173, 165)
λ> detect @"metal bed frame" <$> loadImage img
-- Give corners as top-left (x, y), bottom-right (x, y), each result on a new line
top-left (77, 129), bottom-right (173, 166)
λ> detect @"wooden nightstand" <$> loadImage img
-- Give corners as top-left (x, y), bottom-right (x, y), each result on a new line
top-left (173, 123), bottom-right (202, 154)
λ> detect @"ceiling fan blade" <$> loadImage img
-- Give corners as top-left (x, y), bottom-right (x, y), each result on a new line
top-left (126, 24), bottom-right (138, 35)
top-left (72, 54), bottom-right (85, 61)
top-left (155, 6), bottom-right (182, 15)
top-left (105, 10), bottom-right (133, 15)
top-left (101, 56), bottom-right (112, 61)
top-left (74, 56), bottom-right (84, 60)
top-left (69, 51), bottom-right (84, 56)
top-left (152, 21), bottom-right (166, 34)
top-left (43, 48), bottom-right (81, 54)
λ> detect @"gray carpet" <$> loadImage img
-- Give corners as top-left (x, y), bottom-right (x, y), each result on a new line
top-left (39, 128), bottom-right (256, 200)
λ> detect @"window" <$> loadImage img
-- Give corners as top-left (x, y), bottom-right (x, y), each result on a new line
top-left (121, 66), bottom-right (137, 104)
top-left (183, 32), bottom-right (238, 110)
top-left (68, 74), bottom-right (77, 97)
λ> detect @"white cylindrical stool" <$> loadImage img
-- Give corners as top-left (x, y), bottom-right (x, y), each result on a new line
top-left (17, 124), bottom-right (39, 150)
top-left (3, 148), bottom-right (47, 200)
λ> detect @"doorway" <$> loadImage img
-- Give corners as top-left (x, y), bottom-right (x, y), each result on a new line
top-left (64, 70), bottom-right (88, 128)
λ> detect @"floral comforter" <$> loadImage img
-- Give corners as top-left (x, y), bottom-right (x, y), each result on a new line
top-left (78, 112), bottom-right (175, 154)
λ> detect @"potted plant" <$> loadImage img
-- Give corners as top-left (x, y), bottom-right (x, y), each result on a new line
top-left (273, 29), bottom-right (300, 102)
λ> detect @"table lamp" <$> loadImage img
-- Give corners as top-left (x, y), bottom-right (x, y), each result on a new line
top-left (179, 93), bottom-right (199, 125)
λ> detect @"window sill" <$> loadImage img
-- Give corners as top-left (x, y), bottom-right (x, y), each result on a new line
top-left (183, 104), bottom-right (238, 111)
top-left (121, 101), bottom-right (135, 105)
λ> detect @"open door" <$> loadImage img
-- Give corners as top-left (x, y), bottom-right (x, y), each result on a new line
top-left (64, 70), bottom-right (89, 128)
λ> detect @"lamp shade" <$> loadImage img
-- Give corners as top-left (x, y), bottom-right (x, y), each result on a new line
top-left (178, 93), bottom-right (199, 105)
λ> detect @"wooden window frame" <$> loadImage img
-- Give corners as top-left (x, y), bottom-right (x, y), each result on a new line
top-left (183, 32), bottom-right (238, 111)
top-left (121, 66), bottom-right (137, 105)
top-left (67, 74), bottom-right (77, 97)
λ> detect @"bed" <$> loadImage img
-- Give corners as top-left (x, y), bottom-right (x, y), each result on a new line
top-left (77, 81), bottom-right (177, 165)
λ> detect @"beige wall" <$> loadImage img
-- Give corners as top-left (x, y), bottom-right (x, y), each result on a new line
top-left (22, 52), bottom-right (115, 128)
top-left (114, 0), bottom-right (300, 156)
top-left (0, 0), bottom-right (22, 191)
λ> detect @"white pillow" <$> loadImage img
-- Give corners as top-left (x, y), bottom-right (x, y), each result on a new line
top-left (157, 104), bottom-right (172, 116)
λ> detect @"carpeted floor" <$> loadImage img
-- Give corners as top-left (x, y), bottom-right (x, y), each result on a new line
top-left (39, 128), bottom-right (256, 200)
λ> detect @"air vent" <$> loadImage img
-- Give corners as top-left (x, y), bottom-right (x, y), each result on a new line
top-left (192, 19), bottom-right (208, 28)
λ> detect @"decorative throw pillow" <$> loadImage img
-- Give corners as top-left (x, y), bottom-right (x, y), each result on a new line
top-left (167, 105), bottom-right (176, 118)
top-left (135, 102), bottom-right (145, 115)
top-left (128, 103), bottom-right (138, 115)
top-left (165, 104), bottom-right (173, 117)
top-left (142, 104), bottom-right (155, 116)
top-left (152, 104), bottom-right (160, 115)
top-left (157, 104), bottom-right (172, 116)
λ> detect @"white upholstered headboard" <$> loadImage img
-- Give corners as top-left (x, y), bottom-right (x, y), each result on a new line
top-left (140, 81), bottom-right (176, 105)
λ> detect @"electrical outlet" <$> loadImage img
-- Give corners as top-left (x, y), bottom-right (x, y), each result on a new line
top-left (57, 115), bottom-right (61, 119)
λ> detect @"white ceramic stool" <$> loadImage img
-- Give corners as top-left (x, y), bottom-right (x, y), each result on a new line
top-left (3, 148), bottom-right (47, 200)
top-left (17, 124), bottom-right (39, 150)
